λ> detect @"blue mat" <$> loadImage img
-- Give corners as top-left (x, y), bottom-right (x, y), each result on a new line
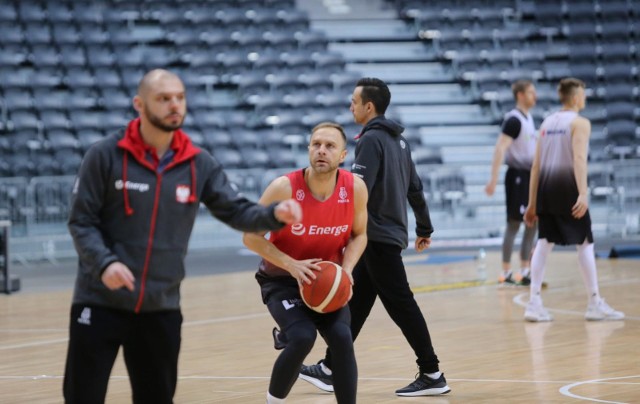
top-left (408, 255), bottom-right (476, 265)
top-left (608, 245), bottom-right (640, 260)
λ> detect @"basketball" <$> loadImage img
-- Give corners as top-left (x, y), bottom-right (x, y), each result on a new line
top-left (300, 261), bottom-right (351, 313)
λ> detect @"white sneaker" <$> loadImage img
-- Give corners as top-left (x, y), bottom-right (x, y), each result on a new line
top-left (524, 300), bottom-right (553, 322)
top-left (585, 299), bottom-right (625, 321)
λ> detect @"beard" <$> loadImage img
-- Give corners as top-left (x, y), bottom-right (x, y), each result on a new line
top-left (145, 105), bottom-right (185, 132)
top-left (311, 159), bottom-right (339, 174)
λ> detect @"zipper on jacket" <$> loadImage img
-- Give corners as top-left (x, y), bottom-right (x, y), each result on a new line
top-left (135, 172), bottom-right (163, 313)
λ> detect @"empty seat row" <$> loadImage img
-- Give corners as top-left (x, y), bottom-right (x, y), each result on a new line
top-left (0, 1), bottom-right (301, 26)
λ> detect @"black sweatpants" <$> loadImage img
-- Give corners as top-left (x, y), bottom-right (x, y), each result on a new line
top-left (325, 241), bottom-right (440, 374)
top-left (259, 277), bottom-right (357, 404)
top-left (63, 304), bottom-right (182, 404)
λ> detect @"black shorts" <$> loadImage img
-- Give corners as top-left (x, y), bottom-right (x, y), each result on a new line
top-left (538, 212), bottom-right (594, 246)
top-left (256, 272), bottom-right (350, 334)
top-left (505, 167), bottom-right (531, 221)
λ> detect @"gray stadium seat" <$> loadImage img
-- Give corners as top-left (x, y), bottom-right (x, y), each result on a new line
top-left (240, 149), bottom-right (270, 169)
top-left (41, 111), bottom-right (71, 131)
top-left (203, 131), bottom-right (233, 149)
top-left (18, 3), bottom-right (47, 23)
top-left (212, 148), bottom-right (244, 169)
top-left (53, 24), bottom-right (81, 45)
top-left (58, 46), bottom-right (87, 68)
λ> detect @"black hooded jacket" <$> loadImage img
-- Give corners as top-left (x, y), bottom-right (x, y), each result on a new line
top-left (68, 118), bottom-right (284, 312)
top-left (352, 115), bottom-right (433, 249)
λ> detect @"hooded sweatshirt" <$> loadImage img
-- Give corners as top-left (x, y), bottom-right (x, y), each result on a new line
top-left (351, 115), bottom-right (433, 249)
top-left (68, 118), bottom-right (284, 312)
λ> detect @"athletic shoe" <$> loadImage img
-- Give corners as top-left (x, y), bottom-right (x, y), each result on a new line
top-left (395, 373), bottom-right (451, 396)
top-left (517, 275), bottom-right (548, 288)
top-left (299, 361), bottom-right (334, 392)
top-left (524, 300), bottom-right (553, 322)
top-left (498, 272), bottom-right (519, 286)
top-left (585, 299), bottom-right (625, 321)
top-left (272, 327), bottom-right (287, 350)
top-left (519, 274), bottom-right (531, 286)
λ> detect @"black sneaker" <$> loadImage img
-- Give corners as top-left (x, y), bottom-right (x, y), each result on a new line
top-left (519, 275), bottom-right (531, 286)
top-left (498, 272), bottom-right (519, 287)
top-left (395, 373), bottom-right (451, 396)
top-left (298, 361), bottom-right (334, 392)
top-left (519, 275), bottom-right (548, 288)
top-left (272, 327), bottom-right (287, 350)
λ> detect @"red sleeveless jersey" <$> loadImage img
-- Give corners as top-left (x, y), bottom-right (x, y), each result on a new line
top-left (259, 168), bottom-right (355, 278)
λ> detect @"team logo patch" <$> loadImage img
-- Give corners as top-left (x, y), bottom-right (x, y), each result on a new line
top-left (77, 307), bottom-right (91, 325)
top-left (295, 189), bottom-right (305, 201)
top-left (291, 223), bottom-right (306, 236)
top-left (176, 185), bottom-right (190, 203)
top-left (338, 186), bottom-right (349, 203)
top-left (282, 298), bottom-right (303, 310)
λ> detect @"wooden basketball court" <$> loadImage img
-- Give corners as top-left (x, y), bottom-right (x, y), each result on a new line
top-left (1, 249), bottom-right (638, 403)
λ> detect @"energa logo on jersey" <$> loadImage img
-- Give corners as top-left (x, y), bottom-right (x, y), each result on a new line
top-left (290, 223), bottom-right (349, 237)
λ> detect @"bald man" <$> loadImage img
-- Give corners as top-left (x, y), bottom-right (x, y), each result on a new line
top-left (63, 69), bottom-right (302, 404)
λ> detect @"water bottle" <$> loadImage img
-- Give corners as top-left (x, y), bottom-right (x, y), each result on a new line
top-left (476, 248), bottom-right (487, 282)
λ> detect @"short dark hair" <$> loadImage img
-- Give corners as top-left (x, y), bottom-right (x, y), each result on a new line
top-left (558, 77), bottom-right (585, 104)
top-left (311, 122), bottom-right (347, 148)
top-left (511, 79), bottom-right (533, 100)
top-left (356, 77), bottom-right (390, 115)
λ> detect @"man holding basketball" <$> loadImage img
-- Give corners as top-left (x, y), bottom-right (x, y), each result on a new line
top-left (243, 122), bottom-right (368, 404)
top-left (64, 69), bottom-right (302, 404)
top-left (300, 78), bottom-right (450, 396)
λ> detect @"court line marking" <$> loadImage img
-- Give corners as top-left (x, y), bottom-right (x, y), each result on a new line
top-left (0, 329), bottom-right (66, 333)
top-left (0, 374), bottom-right (637, 385)
top-left (411, 279), bottom-right (490, 293)
top-left (0, 338), bottom-right (68, 351)
top-left (183, 312), bottom-right (269, 327)
top-left (559, 375), bottom-right (640, 404)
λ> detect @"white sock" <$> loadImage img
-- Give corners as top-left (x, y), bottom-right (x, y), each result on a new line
top-left (520, 267), bottom-right (530, 278)
top-left (529, 293), bottom-right (542, 305)
top-left (320, 361), bottom-right (332, 375)
top-left (266, 392), bottom-right (286, 404)
top-left (426, 371), bottom-right (442, 379)
top-left (530, 239), bottom-right (553, 297)
top-left (576, 241), bottom-right (600, 300)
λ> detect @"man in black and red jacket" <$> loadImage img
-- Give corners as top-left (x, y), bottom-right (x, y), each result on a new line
top-left (63, 69), bottom-right (302, 404)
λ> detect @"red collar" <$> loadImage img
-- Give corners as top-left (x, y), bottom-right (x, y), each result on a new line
top-left (117, 118), bottom-right (200, 168)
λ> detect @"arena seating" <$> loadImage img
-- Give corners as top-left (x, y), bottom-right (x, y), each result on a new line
top-left (0, 0), bottom-right (638, 231)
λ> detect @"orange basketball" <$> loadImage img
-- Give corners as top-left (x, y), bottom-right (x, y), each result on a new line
top-left (300, 261), bottom-right (352, 313)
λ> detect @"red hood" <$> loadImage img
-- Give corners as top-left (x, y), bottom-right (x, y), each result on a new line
top-left (117, 118), bottom-right (200, 168)
top-left (116, 118), bottom-right (200, 216)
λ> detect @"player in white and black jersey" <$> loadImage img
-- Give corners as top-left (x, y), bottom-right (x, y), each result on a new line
top-left (486, 80), bottom-right (538, 286)
top-left (523, 78), bottom-right (624, 322)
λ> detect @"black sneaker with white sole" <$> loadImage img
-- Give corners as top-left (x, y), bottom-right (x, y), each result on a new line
top-left (395, 373), bottom-right (451, 396)
top-left (298, 361), bottom-right (334, 392)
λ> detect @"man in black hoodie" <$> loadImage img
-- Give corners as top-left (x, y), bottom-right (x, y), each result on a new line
top-left (299, 78), bottom-right (450, 396)
top-left (64, 69), bottom-right (302, 404)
